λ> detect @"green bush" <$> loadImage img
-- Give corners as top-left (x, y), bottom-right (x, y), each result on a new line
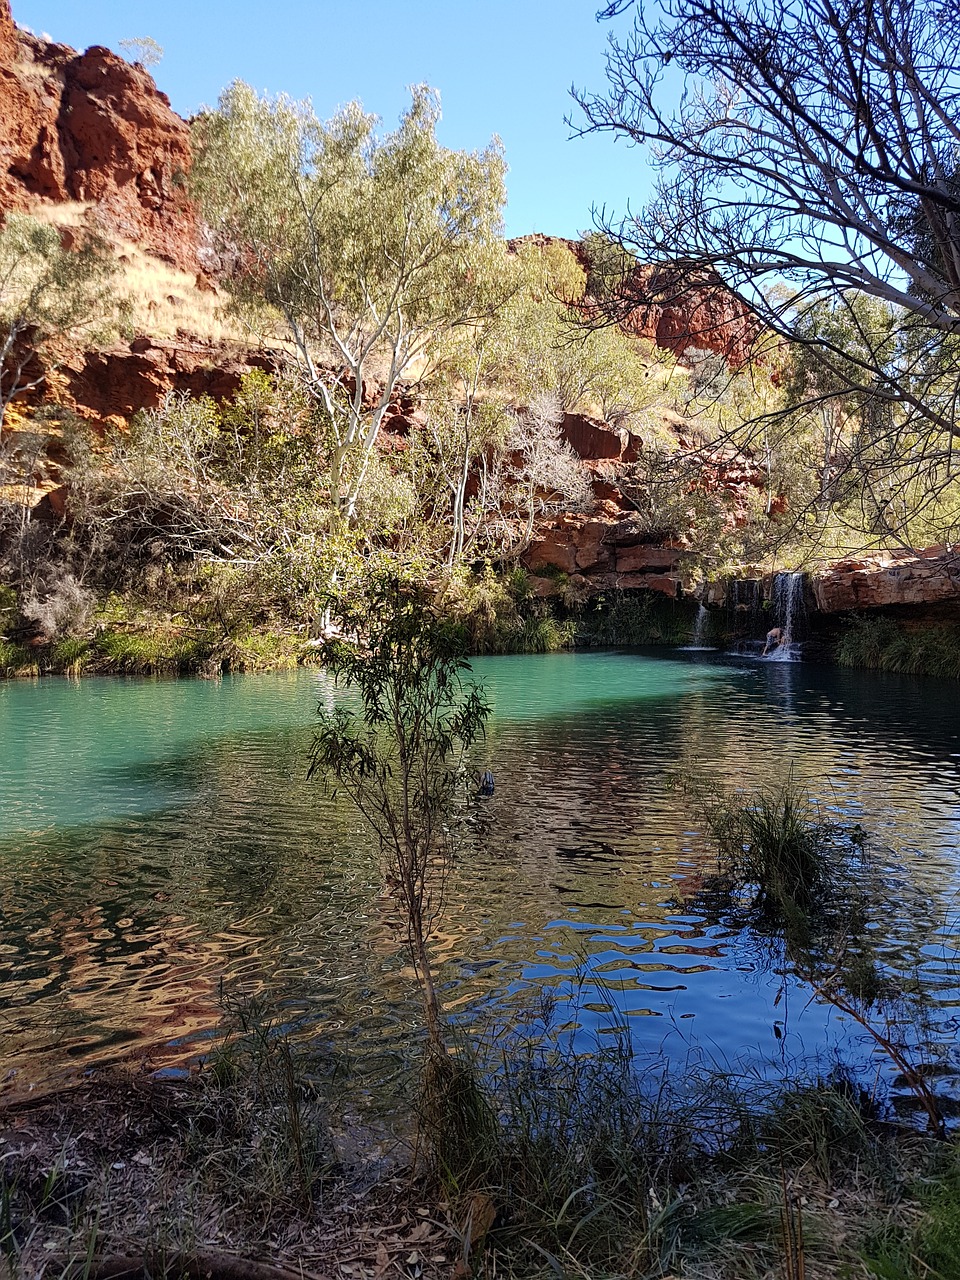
top-left (579, 590), bottom-right (695, 646)
top-left (837, 616), bottom-right (960, 679)
top-left (443, 565), bottom-right (574, 654)
top-left (0, 639), bottom-right (35, 675)
top-left (686, 774), bottom-right (867, 933)
top-left (49, 636), bottom-right (92, 674)
top-left (91, 628), bottom-right (216, 675)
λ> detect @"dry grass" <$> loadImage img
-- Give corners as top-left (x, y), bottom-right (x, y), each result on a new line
top-left (26, 203), bottom-right (247, 347)
top-left (114, 243), bottom-right (245, 346)
top-left (0, 1060), bottom-right (454, 1280)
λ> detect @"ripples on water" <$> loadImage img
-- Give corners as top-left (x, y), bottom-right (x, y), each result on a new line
top-left (1, 651), bottom-right (959, 1110)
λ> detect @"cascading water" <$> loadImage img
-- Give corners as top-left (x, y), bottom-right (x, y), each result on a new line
top-left (679, 603), bottom-right (715, 651)
top-left (692, 604), bottom-right (709, 647)
top-left (725, 578), bottom-right (762, 652)
top-left (766, 571), bottom-right (805, 661)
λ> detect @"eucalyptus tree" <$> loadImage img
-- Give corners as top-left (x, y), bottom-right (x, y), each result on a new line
top-left (0, 213), bottom-right (115, 429)
top-left (308, 574), bottom-right (489, 1049)
top-left (192, 84), bottom-right (508, 530)
top-left (576, 0), bottom-right (960, 543)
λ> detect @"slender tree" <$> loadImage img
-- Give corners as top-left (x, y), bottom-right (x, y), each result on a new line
top-left (307, 575), bottom-right (489, 1049)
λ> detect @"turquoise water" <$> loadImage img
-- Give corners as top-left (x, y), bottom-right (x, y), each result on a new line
top-left (1, 650), bottom-right (959, 1106)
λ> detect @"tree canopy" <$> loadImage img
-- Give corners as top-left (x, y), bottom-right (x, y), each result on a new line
top-left (577, 0), bottom-right (960, 543)
top-left (192, 84), bottom-right (509, 527)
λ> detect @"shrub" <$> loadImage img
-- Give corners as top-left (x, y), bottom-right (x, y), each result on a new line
top-left (21, 573), bottom-right (94, 641)
top-left (0, 638), bottom-right (35, 675)
top-left (579, 590), bottom-right (695, 646)
top-left (836, 616), bottom-right (960, 680)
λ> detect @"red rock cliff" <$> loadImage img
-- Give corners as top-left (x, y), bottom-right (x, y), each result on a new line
top-left (508, 234), bottom-right (758, 365)
top-left (0, 0), bottom-right (201, 271)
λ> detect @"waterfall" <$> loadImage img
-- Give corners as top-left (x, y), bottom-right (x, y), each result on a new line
top-left (725, 577), bottom-right (761, 652)
top-left (679, 603), bottom-right (715, 650)
top-left (766, 571), bottom-right (805, 661)
top-left (692, 604), bottom-right (709, 647)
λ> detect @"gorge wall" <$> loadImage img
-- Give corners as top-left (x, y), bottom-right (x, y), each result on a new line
top-left (0, 0), bottom-right (201, 272)
top-left (1, 1), bottom-right (956, 630)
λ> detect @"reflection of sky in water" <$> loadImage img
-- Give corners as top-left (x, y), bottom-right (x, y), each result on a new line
top-left (0, 653), bottom-right (959, 1107)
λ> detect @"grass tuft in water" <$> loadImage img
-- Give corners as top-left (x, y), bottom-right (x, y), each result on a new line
top-left (682, 773), bottom-right (849, 929)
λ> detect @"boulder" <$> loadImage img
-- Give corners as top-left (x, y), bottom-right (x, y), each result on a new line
top-left (614, 545), bottom-right (682, 574)
top-left (560, 412), bottom-right (630, 461)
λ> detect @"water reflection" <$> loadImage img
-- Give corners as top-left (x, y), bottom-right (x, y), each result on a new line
top-left (0, 654), bottom-right (958, 1104)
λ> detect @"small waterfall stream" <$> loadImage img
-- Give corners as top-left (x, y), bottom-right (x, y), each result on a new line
top-left (691, 604), bottom-right (709, 647)
top-left (765, 571), bottom-right (805, 661)
top-left (680, 604), bottom-right (715, 650)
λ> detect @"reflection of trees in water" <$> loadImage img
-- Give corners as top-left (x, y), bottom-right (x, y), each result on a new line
top-left (3, 658), bottom-right (960, 1090)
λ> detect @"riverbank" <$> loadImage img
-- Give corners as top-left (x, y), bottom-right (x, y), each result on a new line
top-left (0, 624), bottom-right (314, 679)
top-left (3, 1028), bottom-right (958, 1280)
top-left (4, 599), bottom-right (960, 682)
top-left (0, 586), bottom-right (700, 678)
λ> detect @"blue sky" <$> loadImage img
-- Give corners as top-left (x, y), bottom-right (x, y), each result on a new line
top-left (12, 0), bottom-right (654, 240)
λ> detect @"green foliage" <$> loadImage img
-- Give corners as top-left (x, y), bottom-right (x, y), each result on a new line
top-left (442, 566), bottom-right (575, 654)
top-left (687, 775), bottom-right (854, 929)
top-left (862, 1147), bottom-right (960, 1279)
top-left (836, 616), bottom-right (960, 680)
top-left (192, 82), bottom-right (508, 525)
top-left (90, 627), bottom-right (216, 676)
top-left (419, 1002), bottom-right (950, 1280)
top-left (0, 639), bottom-right (35, 675)
top-left (501, 239), bottom-right (670, 425)
top-left (308, 573), bottom-right (489, 1046)
top-left (0, 213), bottom-right (117, 417)
top-left (48, 635), bottom-right (91, 674)
top-left (579, 590), bottom-right (695, 646)
top-left (195, 990), bottom-right (333, 1217)
top-left (580, 230), bottom-right (637, 302)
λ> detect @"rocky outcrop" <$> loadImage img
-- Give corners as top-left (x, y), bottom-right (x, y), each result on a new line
top-left (617, 264), bottom-right (758, 366)
top-left (519, 408), bottom-right (773, 599)
top-left (559, 412), bottom-right (642, 463)
top-left (0, 0), bottom-right (201, 272)
top-left (52, 337), bottom-right (274, 423)
top-left (508, 234), bottom-right (758, 365)
top-left (524, 511), bottom-right (685, 600)
top-left (811, 547), bottom-right (960, 614)
top-left (10, 331), bottom-right (274, 426)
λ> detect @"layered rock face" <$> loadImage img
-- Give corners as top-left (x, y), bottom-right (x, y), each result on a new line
top-left (618, 264), bottom-right (758, 366)
top-left (57, 337), bottom-right (274, 423)
top-left (520, 413), bottom-right (770, 600)
top-left (0, 0), bottom-right (201, 272)
top-left (811, 547), bottom-right (960, 614)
